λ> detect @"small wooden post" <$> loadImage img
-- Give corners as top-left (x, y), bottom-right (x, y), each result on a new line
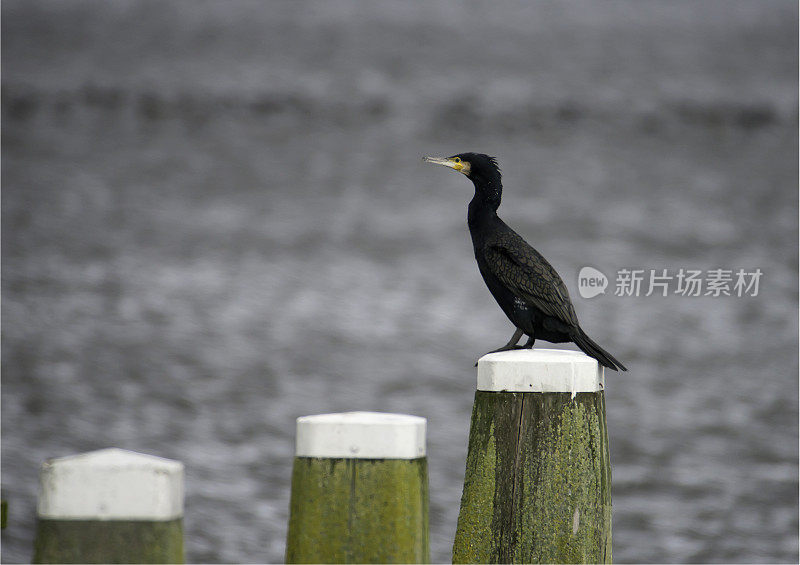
top-left (453, 349), bottom-right (612, 564)
top-left (285, 411), bottom-right (429, 564)
top-left (32, 448), bottom-right (184, 564)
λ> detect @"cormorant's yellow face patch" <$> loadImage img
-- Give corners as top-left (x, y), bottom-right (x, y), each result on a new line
top-left (423, 155), bottom-right (471, 176)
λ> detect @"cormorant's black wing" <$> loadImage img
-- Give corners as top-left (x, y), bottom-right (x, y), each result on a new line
top-left (483, 230), bottom-right (579, 328)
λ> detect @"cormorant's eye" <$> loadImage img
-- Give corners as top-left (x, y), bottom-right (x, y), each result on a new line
top-left (453, 157), bottom-right (461, 164)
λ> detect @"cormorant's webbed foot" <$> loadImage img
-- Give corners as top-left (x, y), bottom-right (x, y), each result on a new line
top-left (483, 344), bottom-right (526, 355)
top-left (475, 329), bottom-right (526, 366)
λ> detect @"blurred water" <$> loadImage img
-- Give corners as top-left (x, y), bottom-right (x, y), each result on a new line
top-left (2, 1), bottom-right (798, 563)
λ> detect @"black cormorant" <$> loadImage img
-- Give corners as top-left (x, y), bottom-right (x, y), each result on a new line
top-left (424, 152), bottom-right (627, 371)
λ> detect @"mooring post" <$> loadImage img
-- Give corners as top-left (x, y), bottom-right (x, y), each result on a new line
top-left (32, 448), bottom-right (184, 564)
top-left (452, 349), bottom-right (612, 564)
top-left (285, 411), bottom-right (429, 564)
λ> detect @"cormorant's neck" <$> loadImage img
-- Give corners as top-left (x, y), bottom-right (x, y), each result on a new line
top-left (467, 176), bottom-right (502, 229)
top-left (467, 192), bottom-right (500, 229)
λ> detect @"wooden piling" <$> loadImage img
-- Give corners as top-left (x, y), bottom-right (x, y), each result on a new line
top-left (285, 411), bottom-right (429, 564)
top-left (453, 349), bottom-right (612, 564)
top-left (32, 448), bottom-right (184, 564)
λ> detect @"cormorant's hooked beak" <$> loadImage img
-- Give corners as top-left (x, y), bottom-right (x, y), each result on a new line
top-left (423, 155), bottom-right (469, 175)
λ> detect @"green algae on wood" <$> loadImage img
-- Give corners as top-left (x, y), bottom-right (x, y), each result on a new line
top-left (286, 457), bottom-right (429, 563)
top-left (33, 518), bottom-right (183, 564)
top-left (453, 391), bottom-right (612, 564)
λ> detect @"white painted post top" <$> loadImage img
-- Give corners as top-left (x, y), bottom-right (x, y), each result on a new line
top-left (477, 348), bottom-right (604, 393)
top-left (37, 448), bottom-right (184, 520)
top-left (295, 411), bottom-right (426, 459)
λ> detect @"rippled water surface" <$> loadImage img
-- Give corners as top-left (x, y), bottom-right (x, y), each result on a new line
top-left (2, 1), bottom-right (798, 563)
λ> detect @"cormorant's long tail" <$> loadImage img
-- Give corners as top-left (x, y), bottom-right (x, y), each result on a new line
top-left (572, 328), bottom-right (627, 372)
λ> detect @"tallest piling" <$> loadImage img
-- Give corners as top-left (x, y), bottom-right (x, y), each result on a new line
top-left (452, 348), bottom-right (612, 564)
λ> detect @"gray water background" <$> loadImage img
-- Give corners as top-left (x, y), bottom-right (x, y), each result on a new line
top-left (2, 1), bottom-right (798, 562)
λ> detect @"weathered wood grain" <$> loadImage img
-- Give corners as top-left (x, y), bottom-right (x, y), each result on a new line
top-left (453, 391), bottom-right (611, 564)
